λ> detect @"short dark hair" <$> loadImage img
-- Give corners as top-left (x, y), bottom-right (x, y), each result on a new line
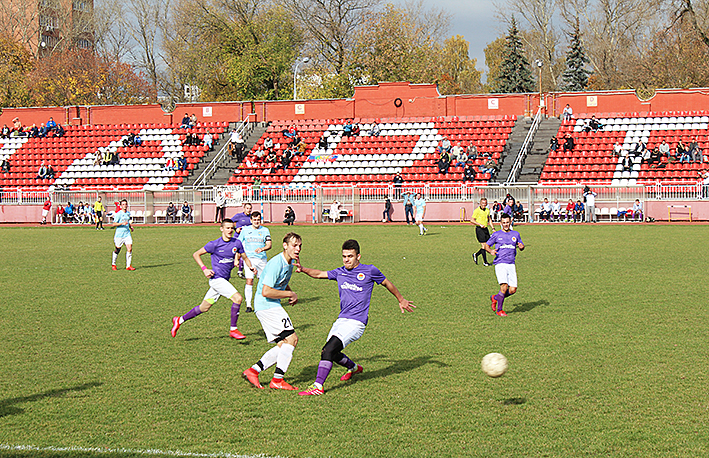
top-left (342, 239), bottom-right (360, 254)
top-left (283, 232), bottom-right (301, 244)
top-left (251, 211), bottom-right (261, 219)
top-left (500, 213), bottom-right (512, 221)
top-left (221, 218), bottom-right (234, 227)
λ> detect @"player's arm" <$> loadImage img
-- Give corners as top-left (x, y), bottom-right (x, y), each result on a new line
top-left (239, 252), bottom-right (255, 272)
top-left (193, 247), bottom-right (214, 277)
top-left (517, 241), bottom-right (525, 251)
top-left (256, 240), bottom-right (272, 253)
top-left (483, 242), bottom-right (497, 256)
top-left (298, 266), bottom-right (328, 279)
top-left (381, 279), bottom-right (415, 313)
top-left (262, 284), bottom-right (298, 305)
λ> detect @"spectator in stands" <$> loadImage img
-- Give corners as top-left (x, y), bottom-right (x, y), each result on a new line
top-left (382, 198), bottom-right (393, 222)
top-left (283, 124), bottom-right (298, 138)
top-left (283, 206), bottom-right (296, 225)
top-left (55, 204), bottom-right (65, 224)
top-left (464, 162), bottom-right (476, 182)
top-left (491, 201), bottom-right (503, 221)
top-left (451, 142), bottom-right (465, 167)
top-left (480, 157), bottom-right (497, 177)
top-left (439, 137), bottom-right (452, 154)
top-left (466, 144), bottom-right (478, 160)
top-left (437, 149), bottom-right (450, 174)
top-left (589, 116), bottom-right (603, 131)
top-left (133, 132), bottom-right (141, 145)
top-left (368, 122), bottom-right (381, 137)
top-left (573, 199), bottom-right (584, 222)
top-left (539, 198), bottom-right (552, 221)
top-left (562, 104), bottom-right (573, 121)
top-left (180, 113), bottom-right (191, 129)
top-left (214, 190), bottom-right (227, 223)
top-left (110, 150), bottom-right (120, 165)
top-left (166, 202), bottom-right (178, 223)
top-left (688, 138), bottom-right (700, 162)
top-left (565, 199), bottom-right (575, 222)
top-left (351, 123), bottom-right (360, 136)
top-left (647, 147), bottom-right (662, 167)
top-left (551, 198), bottom-right (561, 221)
top-left (676, 140), bottom-right (690, 163)
top-left (393, 172), bottom-right (403, 199)
top-left (512, 201), bottom-right (525, 222)
top-left (612, 141), bottom-right (622, 157)
top-left (631, 140), bottom-right (646, 158)
top-left (265, 149), bottom-right (277, 165)
top-left (178, 156), bottom-right (188, 171)
top-left (621, 154), bottom-right (633, 172)
top-left (263, 136), bottom-right (274, 153)
top-left (583, 186), bottom-right (597, 223)
top-left (46, 163), bottom-right (55, 179)
top-left (279, 148), bottom-right (293, 170)
top-left (581, 119), bottom-right (592, 133)
top-left (549, 137), bottom-right (559, 153)
top-left (203, 131), bottom-right (214, 151)
top-left (189, 114), bottom-right (197, 128)
top-left (164, 157), bottom-right (176, 171)
top-left (0, 124), bottom-right (9, 138)
top-left (343, 120), bottom-right (354, 136)
top-left (0, 158), bottom-right (10, 173)
top-left (64, 202), bottom-right (75, 223)
top-left (563, 134), bottom-right (575, 152)
top-left (631, 199), bottom-right (643, 222)
top-left (43, 117), bottom-right (57, 136)
top-left (54, 124), bottom-right (65, 137)
top-left (36, 123), bottom-right (46, 137)
top-left (699, 170), bottom-right (709, 198)
top-left (295, 138), bottom-right (307, 155)
top-left (12, 117), bottom-right (23, 134)
top-left (229, 130), bottom-right (245, 159)
top-left (330, 200), bottom-right (342, 223)
top-left (181, 201), bottom-right (193, 223)
top-left (76, 201), bottom-right (87, 224)
top-left (123, 133), bottom-right (137, 147)
top-left (28, 124), bottom-right (40, 138)
top-left (37, 162), bottom-right (48, 179)
top-left (102, 148), bottom-right (112, 165)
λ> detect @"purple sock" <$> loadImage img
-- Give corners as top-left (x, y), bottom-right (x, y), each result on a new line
top-left (495, 292), bottom-right (505, 312)
top-left (238, 258), bottom-right (244, 271)
top-left (337, 355), bottom-right (355, 371)
top-left (231, 302), bottom-right (241, 327)
top-left (315, 360), bottom-right (333, 386)
top-left (182, 306), bottom-right (202, 321)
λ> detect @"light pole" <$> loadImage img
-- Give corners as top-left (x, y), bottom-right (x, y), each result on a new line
top-left (535, 59), bottom-right (543, 108)
top-left (293, 57), bottom-right (310, 100)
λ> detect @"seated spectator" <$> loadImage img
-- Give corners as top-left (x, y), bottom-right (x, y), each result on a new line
top-left (457, 149), bottom-right (468, 166)
top-left (133, 132), bottom-right (141, 145)
top-left (573, 200), bottom-right (585, 222)
top-left (189, 113), bottom-right (197, 128)
top-left (12, 117), bottom-right (23, 133)
top-left (581, 120), bottom-right (592, 133)
top-left (166, 202), bottom-right (178, 223)
top-left (563, 134), bottom-right (575, 152)
top-left (283, 206), bottom-right (296, 225)
top-left (539, 198), bottom-right (552, 221)
top-left (562, 104), bottom-right (573, 121)
top-left (283, 124), bottom-right (298, 138)
top-left (103, 149), bottom-right (113, 165)
top-left (264, 137), bottom-right (274, 152)
top-left (110, 150), bottom-right (120, 165)
top-left (491, 200), bottom-right (503, 221)
top-left (265, 149), bottom-right (277, 164)
top-left (183, 133), bottom-right (194, 146)
top-left (351, 123), bottom-right (360, 136)
top-left (123, 133), bottom-right (137, 147)
top-left (203, 131), bottom-right (214, 151)
top-left (621, 155), bottom-right (633, 172)
top-left (463, 163), bottom-right (476, 182)
top-left (647, 147), bottom-right (662, 167)
top-left (565, 199), bottom-right (575, 222)
top-left (549, 136), bottom-right (559, 153)
top-left (295, 138), bottom-right (307, 155)
top-left (180, 113), bottom-right (191, 129)
top-left (343, 120), bottom-right (354, 136)
top-left (368, 122), bottom-right (381, 137)
top-left (612, 142), bottom-right (622, 157)
top-left (330, 200), bottom-right (342, 223)
top-left (180, 201), bottom-right (193, 223)
top-left (551, 198), bottom-right (561, 221)
top-left (466, 144), bottom-right (478, 161)
top-left (279, 148), bottom-right (293, 170)
top-left (76, 201), bottom-right (87, 224)
top-left (0, 158), bottom-right (10, 173)
top-left (676, 140), bottom-right (690, 162)
top-left (55, 204), bottom-right (65, 224)
top-left (589, 116), bottom-right (603, 131)
top-left (43, 117), bottom-right (57, 136)
top-left (54, 124), bottom-right (65, 137)
top-left (46, 164), bottom-right (55, 179)
top-left (28, 124), bottom-right (40, 138)
top-left (512, 201), bottom-right (525, 221)
top-left (437, 150), bottom-right (450, 174)
top-left (438, 137), bottom-right (452, 154)
top-left (85, 202), bottom-right (95, 224)
top-left (164, 157), bottom-right (176, 171)
top-left (177, 156), bottom-right (188, 171)
top-left (64, 202), bottom-right (75, 223)
top-left (0, 124), bottom-right (9, 138)
top-left (479, 158), bottom-right (497, 176)
top-left (37, 162), bottom-right (48, 179)
top-left (688, 138), bottom-right (701, 162)
top-left (318, 134), bottom-right (328, 150)
top-left (36, 123), bottom-right (46, 137)
top-left (631, 140), bottom-right (646, 159)
top-left (630, 199), bottom-right (643, 222)
top-left (251, 147), bottom-right (265, 164)
top-left (450, 142), bottom-right (464, 166)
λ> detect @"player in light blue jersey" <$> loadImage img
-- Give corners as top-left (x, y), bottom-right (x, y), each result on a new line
top-left (413, 192), bottom-right (427, 235)
top-left (111, 199), bottom-right (135, 271)
top-left (242, 232), bottom-right (301, 391)
top-left (238, 211), bottom-right (272, 312)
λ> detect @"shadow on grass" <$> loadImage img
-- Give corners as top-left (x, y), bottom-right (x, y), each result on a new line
top-left (502, 397), bottom-right (526, 406)
top-left (295, 296), bottom-right (324, 305)
top-left (182, 323), bottom-right (314, 343)
top-left (0, 382), bottom-right (103, 418)
top-left (292, 354), bottom-right (448, 389)
top-left (509, 299), bottom-right (548, 314)
top-left (134, 263), bottom-right (178, 269)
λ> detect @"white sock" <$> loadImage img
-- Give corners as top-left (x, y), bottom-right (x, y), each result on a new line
top-left (245, 284), bottom-right (253, 308)
top-left (112, 252), bottom-right (118, 265)
top-left (275, 344), bottom-right (295, 375)
top-left (418, 223), bottom-right (424, 234)
top-left (178, 317), bottom-right (185, 325)
top-left (126, 251), bottom-right (132, 267)
top-left (254, 346), bottom-right (280, 372)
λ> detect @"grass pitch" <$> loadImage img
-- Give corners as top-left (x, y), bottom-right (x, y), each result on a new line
top-left (1, 222), bottom-right (708, 458)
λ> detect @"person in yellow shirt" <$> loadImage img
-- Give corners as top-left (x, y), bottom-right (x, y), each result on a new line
top-left (93, 196), bottom-right (106, 230)
top-left (471, 197), bottom-right (495, 266)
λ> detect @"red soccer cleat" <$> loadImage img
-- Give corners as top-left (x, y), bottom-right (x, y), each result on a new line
top-left (242, 368), bottom-right (264, 389)
top-left (496, 310), bottom-right (507, 317)
top-left (229, 329), bottom-right (246, 340)
top-left (111, 265), bottom-right (117, 271)
top-left (269, 379), bottom-right (298, 390)
top-left (298, 384), bottom-right (325, 396)
top-left (490, 295), bottom-right (498, 312)
top-left (171, 317), bottom-right (181, 337)
top-left (340, 364), bottom-right (363, 381)
top-left (126, 266), bottom-right (136, 271)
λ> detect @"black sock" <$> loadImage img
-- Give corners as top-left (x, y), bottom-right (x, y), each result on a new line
top-left (482, 251), bottom-right (488, 263)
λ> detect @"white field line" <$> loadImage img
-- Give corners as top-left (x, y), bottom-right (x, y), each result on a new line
top-left (0, 444), bottom-right (287, 458)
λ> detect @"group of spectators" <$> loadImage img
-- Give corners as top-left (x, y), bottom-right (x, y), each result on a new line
top-left (165, 201), bottom-right (193, 223)
top-left (36, 162), bottom-right (56, 179)
top-left (55, 201), bottom-right (95, 224)
top-left (1, 117), bottom-right (65, 139)
top-left (435, 136), bottom-right (498, 181)
top-left (550, 135), bottom-right (575, 153)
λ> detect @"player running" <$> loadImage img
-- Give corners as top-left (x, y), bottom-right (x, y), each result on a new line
top-left (471, 197), bottom-right (495, 266)
top-left (242, 232), bottom-right (302, 391)
top-left (413, 192), bottom-right (427, 235)
top-left (297, 239), bottom-right (415, 396)
top-left (171, 218), bottom-right (255, 340)
top-left (230, 202), bottom-right (253, 278)
top-left (238, 211), bottom-right (271, 313)
top-left (111, 199), bottom-right (135, 271)
top-left (483, 213), bottom-right (525, 317)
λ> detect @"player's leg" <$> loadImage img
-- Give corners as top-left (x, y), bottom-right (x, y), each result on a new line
top-left (246, 308), bottom-right (298, 390)
top-left (270, 332), bottom-right (298, 389)
top-left (243, 257), bottom-right (260, 312)
top-left (124, 242), bottom-right (134, 270)
top-left (228, 290), bottom-right (246, 339)
top-left (112, 239), bottom-right (123, 269)
top-left (171, 281), bottom-right (223, 337)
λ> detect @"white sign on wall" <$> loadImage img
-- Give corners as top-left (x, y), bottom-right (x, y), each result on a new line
top-left (295, 104), bottom-right (305, 115)
top-left (488, 98), bottom-right (499, 110)
top-left (586, 96), bottom-right (598, 107)
top-left (202, 106), bottom-right (213, 117)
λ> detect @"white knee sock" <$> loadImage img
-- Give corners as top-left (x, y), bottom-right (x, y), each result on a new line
top-left (112, 252), bottom-right (118, 265)
top-left (275, 344), bottom-right (295, 377)
top-left (126, 251), bottom-right (132, 267)
top-left (245, 284), bottom-right (253, 307)
top-left (254, 346), bottom-right (280, 372)
top-left (418, 223), bottom-right (424, 234)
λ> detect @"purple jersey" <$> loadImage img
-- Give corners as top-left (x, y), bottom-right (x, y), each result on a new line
top-left (502, 204), bottom-right (514, 216)
top-left (327, 263), bottom-right (386, 325)
top-left (486, 229), bottom-right (523, 265)
top-left (230, 212), bottom-right (252, 229)
top-left (203, 237), bottom-right (245, 280)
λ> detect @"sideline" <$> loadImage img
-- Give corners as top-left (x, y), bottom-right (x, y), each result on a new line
top-left (0, 444), bottom-right (285, 458)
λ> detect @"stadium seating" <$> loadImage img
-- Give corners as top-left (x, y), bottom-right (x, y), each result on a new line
top-left (228, 116), bottom-right (514, 188)
top-left (540, 111), bottom-right (709, 186)
top-left (0, 122), bottom-right (227, 190)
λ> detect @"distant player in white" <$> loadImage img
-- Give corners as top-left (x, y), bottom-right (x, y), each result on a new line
top-left (238, 211), bottom-right (272, 313)
top-left (111, 199), bottom-right (135, 271)
top-left (413, 192), bottom-right (427, 235)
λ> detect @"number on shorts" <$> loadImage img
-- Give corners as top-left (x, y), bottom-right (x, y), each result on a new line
top-left (282, 317), bottom-right (292, 329)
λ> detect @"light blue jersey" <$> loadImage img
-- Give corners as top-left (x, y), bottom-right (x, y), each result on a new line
top-left (239, 225), bottom-right (271, 261)
top-left (414, 198), bottom-right (426, 214)
top-left (254, 253), bottom-right (294, 311)
top-left (113, 210), bottom-right (131, 237)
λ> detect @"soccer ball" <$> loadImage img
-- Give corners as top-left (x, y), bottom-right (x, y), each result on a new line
top-left (481, 352), bottom-right (508, 378)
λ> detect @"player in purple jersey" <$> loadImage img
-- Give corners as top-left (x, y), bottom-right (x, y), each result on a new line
top-left (483, 213), bottom-right (525, 317)
top-left (230, 202), bottom-right (252, 278)
top-left (171, 219), bottom-right (255, 339)
top-left (296, 239), bottom-right (414, 396)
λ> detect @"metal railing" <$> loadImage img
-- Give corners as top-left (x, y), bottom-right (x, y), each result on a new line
top-left (505, 106), bottom-right (543, 185)
top-left (191, 118), bottom-right (249, 187)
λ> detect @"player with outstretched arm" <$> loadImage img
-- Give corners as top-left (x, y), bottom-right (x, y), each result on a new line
top-left (238, 211), bottom-right (272, 313)
top-left (297, 239), bottom-right (415, 396)
top-left (483, 213), bottom-right (525, 317)
top-left (171, 218), bottom-right (255, 340)
top-left (111, 199), bottom-right (135, 271)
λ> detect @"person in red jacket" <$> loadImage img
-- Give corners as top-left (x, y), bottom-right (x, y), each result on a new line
top-left (41, 199), bottom-right (51, 225)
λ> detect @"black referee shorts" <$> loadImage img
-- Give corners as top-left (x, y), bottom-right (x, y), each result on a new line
top-left (475, 226), bottom-right (490, 243)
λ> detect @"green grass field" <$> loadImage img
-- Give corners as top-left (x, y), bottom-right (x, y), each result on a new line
top-left (1, 222), bottom-right (708, 458)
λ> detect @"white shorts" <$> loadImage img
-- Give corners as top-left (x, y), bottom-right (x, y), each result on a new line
top-left (327, 318), bottom-right (366, 348)
top-left (203, 277), bottom-right (239, 303)
top-left (42, 209), bottom-right (49, 218)
top-left (114, 235), bottom-right (133, 247)
top-left (495, 263), bottom-right (518, 288)
top-left (244, 257), bottom-right (267, 280)
top-left (415, 211), bottom-right (424, 221)
top-left (255, 307), bottom-right (295, 343)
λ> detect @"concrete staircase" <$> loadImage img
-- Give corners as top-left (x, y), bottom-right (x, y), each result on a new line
top-left (514, 117), bottom-right (561, 183)
top-left (495, 115), bottom-right (531, 183)
top-left (183, 122), bottom-right (268, 187)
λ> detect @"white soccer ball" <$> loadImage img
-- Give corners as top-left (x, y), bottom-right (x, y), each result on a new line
top-left (481, 352), bottom-right (508, 378)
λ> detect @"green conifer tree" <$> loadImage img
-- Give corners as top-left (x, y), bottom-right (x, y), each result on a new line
top-left (561, 18), bottom-right (591, 91)
top-left (494, 17), bottom-right (534, 93)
